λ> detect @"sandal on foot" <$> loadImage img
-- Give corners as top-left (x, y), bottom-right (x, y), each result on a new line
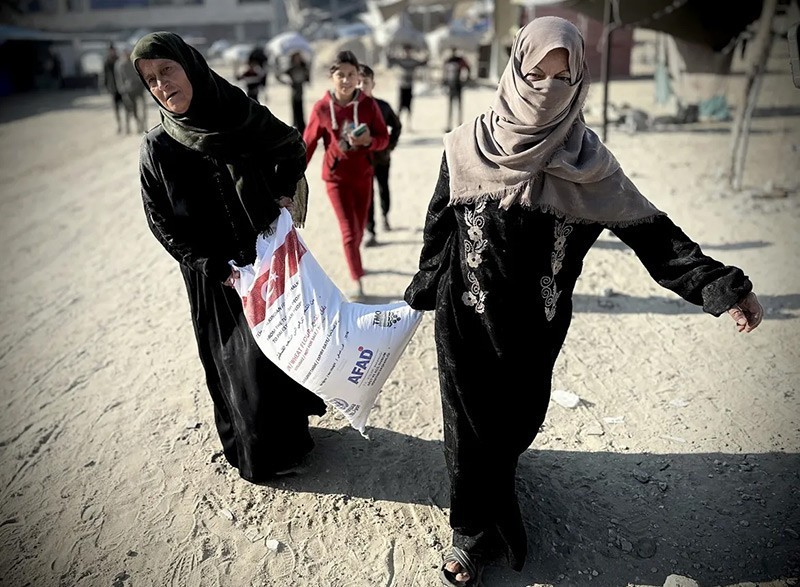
top-left (440, 546), bottom-right (482, 587)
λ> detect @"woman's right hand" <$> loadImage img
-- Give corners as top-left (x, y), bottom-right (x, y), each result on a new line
top-left (223, 268), bottom-right (240, 287)
top-left (727, 292), bottom-right (763, 333)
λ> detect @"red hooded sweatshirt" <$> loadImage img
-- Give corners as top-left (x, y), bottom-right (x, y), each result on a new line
top-left (303, 89), bottom-right (390, 183)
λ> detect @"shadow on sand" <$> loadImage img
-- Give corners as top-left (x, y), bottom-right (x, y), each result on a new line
top-left (571, 292), bottom-right (800, 320)
top-left (591, 239), bottom-right (774, 253)
top-left (358, 289), bottom-right (799, 321)
top-left (273, 427), bottom-right (799, 586)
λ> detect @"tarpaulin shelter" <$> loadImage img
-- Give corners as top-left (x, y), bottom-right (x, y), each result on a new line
top-left (521, 0), bottom-right (773, 141)
top-left (0, 25), bottom-right (75, 95)
top-left (536, 0), bottom-right (789, 189)
top-left (551, 0), bottom-right (765, 52)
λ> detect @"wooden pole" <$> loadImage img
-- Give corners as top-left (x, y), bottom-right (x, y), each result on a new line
top-left (600, 0), bottom-right (613, 143)
top-left (728, 0), bottom-right (778, 191)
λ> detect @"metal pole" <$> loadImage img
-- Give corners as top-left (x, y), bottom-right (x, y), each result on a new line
top-left (728, 0), bottom-right (778, 190)
top-left (600, 0), bottom-right (613, 143)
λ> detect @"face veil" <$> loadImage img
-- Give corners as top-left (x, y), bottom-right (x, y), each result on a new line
top-left (443, 16), bottom-right (663, 226)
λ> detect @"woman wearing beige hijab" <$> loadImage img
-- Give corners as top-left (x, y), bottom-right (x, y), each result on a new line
top-left (404, 16), bottom-right (762, 586)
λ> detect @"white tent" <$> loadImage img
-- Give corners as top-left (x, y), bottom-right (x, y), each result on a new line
top-left (373, 12), bottom-right (427, 50)
top-left (266, 31), bottom-right (314, 65)
top-left (425, 21), bottom-right (485, 57)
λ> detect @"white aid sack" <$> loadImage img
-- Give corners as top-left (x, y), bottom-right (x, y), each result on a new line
top-left (231, 209), bottom-right (423, 434)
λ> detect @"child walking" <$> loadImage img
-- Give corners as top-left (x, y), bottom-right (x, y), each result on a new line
top-left (358, 64), bottom-right (402, 247)
top-left (303, 51), bottom-right (390, 299)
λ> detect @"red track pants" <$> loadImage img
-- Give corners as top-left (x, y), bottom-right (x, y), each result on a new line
top-left (324, 175), bottom-right (373, 281)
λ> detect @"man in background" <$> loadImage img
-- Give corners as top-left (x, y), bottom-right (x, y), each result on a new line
top-left (237, 57), bottom-right (266, 102)
top-left (103, 43), bottom-right (123, 134)
top-left (359, 64), bottom-right (402, 247)
top-left (277, 51), bottom-right (310, 134)
top-left (389, 44), bottom-right (428, 132)
top-left (114, 46), bottom-right (147, 133)
top-left (442, 47), bottom-right (471, 132)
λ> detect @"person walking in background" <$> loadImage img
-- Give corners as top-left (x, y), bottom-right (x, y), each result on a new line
top-left (404, 17), bottom-right (764, 586)
top-left (132, 31), bottom-right (327, 483)
top-left (278, 51), bottom-right (310, 134)
top-left (47, 48), bottom-right (63, 89)
top-left (358, 64), bottom-right (402, 247)
top-left (389, 44), bottom-right (428, 132)
top-left (442, 47), bottom-right (471, 132)
top-left (236, 57), bottom-right (266, 102)
top-left (103, 43), bottom-right (124, 134)
top-left (248, 46), bottom-right (269, 101)
top-left (303, 51), bottom-right (389, 299)
top-left (114, 46), bottom-right (147, 134)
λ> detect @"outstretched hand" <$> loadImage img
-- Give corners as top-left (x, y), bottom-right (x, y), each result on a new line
top-left (727, 292), bottom-right (763, 333)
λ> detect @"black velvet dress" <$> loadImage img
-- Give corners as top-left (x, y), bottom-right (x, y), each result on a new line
top-left (404, 155), bottom-right (753, 570)
top-left (140, 126), bottom-right (327, 483)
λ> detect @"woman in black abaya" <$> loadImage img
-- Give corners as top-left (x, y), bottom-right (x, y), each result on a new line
top-left (405, 17), bottom-right (764, 586)
top-left (132, 32), bottom-right (326, 483)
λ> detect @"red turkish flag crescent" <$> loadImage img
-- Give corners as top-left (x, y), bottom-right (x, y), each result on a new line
top-left (242, 227), bottom-right (307, 328)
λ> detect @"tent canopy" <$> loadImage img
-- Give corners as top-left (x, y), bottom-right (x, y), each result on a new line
top-left (266, 31), bottom-right (313, 62)
top-left (367, 0), bottom-right (471, 23)
top-left (374, 12), bottom-right (427, 50)
top-left (519, 0), bottom-right (765, 51)
top-left (0, 24), bottom-right (73, 43)
top-left (425, 21), bottom-right (485, 56)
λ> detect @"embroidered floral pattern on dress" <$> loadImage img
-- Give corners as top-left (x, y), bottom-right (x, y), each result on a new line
top-left (461, 201), bottom-right (488, 314)
top-left (541, 219), bottom-right (573, 321)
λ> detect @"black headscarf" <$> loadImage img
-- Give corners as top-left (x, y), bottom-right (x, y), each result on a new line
top-left (131, 31), bottom-right (309, 227)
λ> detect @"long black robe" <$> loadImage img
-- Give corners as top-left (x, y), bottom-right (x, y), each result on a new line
top-left (140, 126), bottom-right (327, 483)
top-left (404, 154), bottom-right (752, 570)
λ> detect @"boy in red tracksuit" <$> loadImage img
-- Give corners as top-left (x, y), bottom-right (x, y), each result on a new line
top-left (303, 51), bottom-right (389, 299)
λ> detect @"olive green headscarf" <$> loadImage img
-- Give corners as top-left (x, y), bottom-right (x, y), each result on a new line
top-left (131, 31), bottom-right (309, 227)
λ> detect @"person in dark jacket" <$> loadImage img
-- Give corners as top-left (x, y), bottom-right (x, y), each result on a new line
top-left (277, 51), bottom-right (311, 134)
top-left (103, 43), bottom-right (124, 134)
top-left (358, 64), bottom-right (402, 247)
top-left (236, 57), bottom-right (266, 102)
top-left (389, 44), bottom-right (428, 132)
top-left (442, 47), bottom-right (471, 132)
top-left (115, 46), bottom-right (147, 133)
top-left (248, 46), bottom-right (269, 99)
top-left (132, 32), bottom-right (326, 484)
top-left (303, 51), bottom-right (389, 299)
top-left (404, 17), bottom-right (763, 586)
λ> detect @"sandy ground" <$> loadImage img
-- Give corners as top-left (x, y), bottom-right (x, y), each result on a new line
top-left (1, 45), bottom-right (800, 587)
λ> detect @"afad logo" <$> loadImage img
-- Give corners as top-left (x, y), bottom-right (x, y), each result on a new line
top-left (347, 346), bottom-right (374, 384)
